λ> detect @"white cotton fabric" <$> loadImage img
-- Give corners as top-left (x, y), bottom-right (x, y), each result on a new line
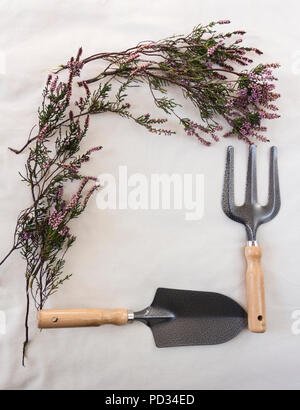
top-left (0, 0), bottom-right (299, 390)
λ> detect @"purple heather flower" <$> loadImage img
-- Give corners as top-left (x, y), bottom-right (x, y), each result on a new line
top-left (87, 146), bottom-right (103, 155)
top-left (76, 178), bottom-right (89, 196)
top-left (233, 30), bottom-right (246, 35)
top-left (184, 121), bottom-right (211, 146)
top-left (84, 115), bottom-right (90, 129)
top-left (124, 53), bottom-right (140, 63)
top-left (75, 97), bottom-right (85, 111)
top-left (47, 74), bottom-right (52, 85)
top-left (82, 81), bottom-right (90, 96)
top-left (264, 63), bottom-right (280, 69)
top-left (50, 76), bottom-right (58, 93)
top-left (48, 209), bottom-right (66, 230)
top-left (223, 131), bottom-right (233, 138)
top-left (66, 57), bottom-right (83, 77)
top-left (66, 88), bottom-right (72, 102)
top-left (207, 41), bottom-right (224, 56)
top-left (211, 133), bottom-right (219, 142)
top-left (82, 185), bottom-right (99, 208)
top-left (37, 124), bottom-right (50, 143)
top-left (137, 43), bottom-right (155, 51)
top-left (39, 124), bottom-right (50, 136)
top-left (58, 226), bottom-right (70, 237)
top-left (131, 62), bottom-right (151, 76)
top-left (58, 163), bottom-right (79, 173)
top-left (76, 47), bottom-right (83, 61)
top-left (251, 47), bottom-right (263, 55)
top-left (56, 82), bottom-right (63, 94)
top-left (58, 186), bottom-right (64, 198)
top-left (64, 193), bottom-right (80, 212)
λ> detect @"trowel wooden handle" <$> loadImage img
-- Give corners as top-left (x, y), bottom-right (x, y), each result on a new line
top-left (245, 246), bottom-right (266, 333)
top-left (38, 308), bottom-right (128, 328)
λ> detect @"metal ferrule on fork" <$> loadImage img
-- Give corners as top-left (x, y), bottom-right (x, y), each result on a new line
top-left (247, 240), bottom-right (259, 247)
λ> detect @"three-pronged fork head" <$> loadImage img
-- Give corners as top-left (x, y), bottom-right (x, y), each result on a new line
top-left (222, 145), bottom-right (281, 242)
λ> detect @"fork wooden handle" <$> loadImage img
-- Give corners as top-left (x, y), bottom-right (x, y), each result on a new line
top-left (245, 246), bottom-right (266, 333)
top-left (38, 308), bottom-right (128, 328)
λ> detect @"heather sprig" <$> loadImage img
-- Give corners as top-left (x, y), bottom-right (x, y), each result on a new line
top-left (67, 20), bottom-right (280, 145)
top-left (0, 50), bottom-right (106, 365)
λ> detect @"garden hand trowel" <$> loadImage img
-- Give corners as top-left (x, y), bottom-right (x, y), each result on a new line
top-left (38, 288), bottom-right (247, 346)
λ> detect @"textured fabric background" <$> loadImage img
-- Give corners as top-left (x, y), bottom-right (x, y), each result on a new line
top-left (0, 0), bottom-right (299, 390)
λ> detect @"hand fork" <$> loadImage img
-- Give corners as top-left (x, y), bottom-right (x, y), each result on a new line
top-left (222, 145), bottom-right (280, 333)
